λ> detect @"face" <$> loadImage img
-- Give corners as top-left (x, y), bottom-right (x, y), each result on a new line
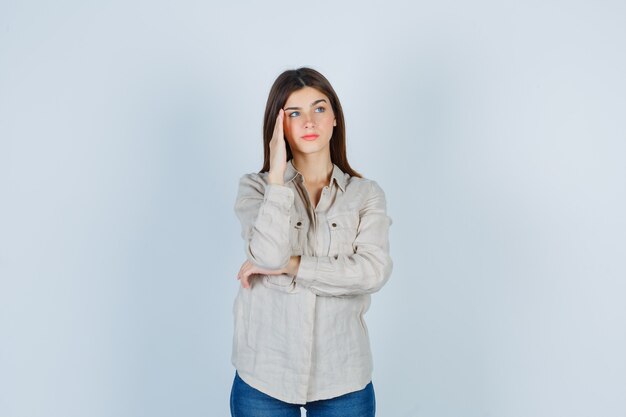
top-left (282, 86), bottom-right (336, 157)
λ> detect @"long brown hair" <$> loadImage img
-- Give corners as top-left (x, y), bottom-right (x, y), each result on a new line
top-left (260, 67), bottom-right (362, 178)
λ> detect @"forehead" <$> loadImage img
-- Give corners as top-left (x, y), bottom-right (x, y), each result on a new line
top-left (284, 86), bottom-right (330, 106)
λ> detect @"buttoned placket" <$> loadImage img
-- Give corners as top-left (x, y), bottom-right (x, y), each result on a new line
top-left (293, 175), bottom-right (329, 396)
top-left (297, 177), bottom-right (333, 258)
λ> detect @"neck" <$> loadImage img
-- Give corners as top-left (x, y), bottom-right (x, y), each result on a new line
top-left (292, 153), bottom-right (334, 185)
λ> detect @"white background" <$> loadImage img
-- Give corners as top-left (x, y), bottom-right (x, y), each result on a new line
top-left (1, 1), bottom-right (625, 416)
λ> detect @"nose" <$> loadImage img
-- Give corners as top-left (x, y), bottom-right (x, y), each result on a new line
top-left (302, 113), bottom-right (315, 129)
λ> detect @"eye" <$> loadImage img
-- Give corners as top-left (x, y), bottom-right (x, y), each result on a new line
top-left (288, 111), bottom-right (300, 117)
top-left (314, 106), bottom-right (326, 113)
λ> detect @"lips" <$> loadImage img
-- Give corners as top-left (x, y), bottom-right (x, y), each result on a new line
top-left (301, 134), bottom-right (319, 141)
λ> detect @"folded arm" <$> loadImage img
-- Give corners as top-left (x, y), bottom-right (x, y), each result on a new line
top-left (295, 181), bottom-right (393, 297)
top-left (233, 174), bottom-right (293, 270)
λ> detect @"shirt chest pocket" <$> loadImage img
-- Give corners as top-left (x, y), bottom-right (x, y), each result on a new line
top-left (327, 212), bottom-right (359, 256)
top-left (290, 216), bottom-right (308, 255)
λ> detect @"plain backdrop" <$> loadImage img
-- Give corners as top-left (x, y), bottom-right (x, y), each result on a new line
top-left (1, 1), bottom-right (625, 416)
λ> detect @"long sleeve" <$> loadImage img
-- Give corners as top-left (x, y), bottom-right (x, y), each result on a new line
top-left (295, 181), bottom-right (393, 297)
top-left (233, 173), bottom-right (294, 270)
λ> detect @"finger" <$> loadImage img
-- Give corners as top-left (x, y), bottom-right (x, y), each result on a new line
top-left (277, 109), bottom-right (284, 137)
top-left (242, 262), bottom-right (252, 277)
top-left (272, 109), bottom-right (284, 141)
top-left (236, 264), bottom-right (243, 280)
top-left (237, 261), bottom-right (247, 280)
top-left (241, 271), bottom-right (251, 289)
top-left (241, 266), bottom-right (250, 286)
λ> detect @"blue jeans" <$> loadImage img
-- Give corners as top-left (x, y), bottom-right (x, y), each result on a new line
top-left (230, 372), bottom-right (376, 417)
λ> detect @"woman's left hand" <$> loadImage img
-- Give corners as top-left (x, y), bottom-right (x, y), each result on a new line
top-left (237, 257), bottom-right (300, 289)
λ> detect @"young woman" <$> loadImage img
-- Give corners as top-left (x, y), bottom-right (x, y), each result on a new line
top-left (231, 67), bottom-right (393, 417)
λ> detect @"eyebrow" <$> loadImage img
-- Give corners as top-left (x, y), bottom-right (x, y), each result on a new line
top-left (284, 99), bottom-right (328, 111)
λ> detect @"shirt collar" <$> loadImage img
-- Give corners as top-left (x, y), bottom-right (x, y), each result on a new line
top-left (284, 159), bottom-right (347, 192)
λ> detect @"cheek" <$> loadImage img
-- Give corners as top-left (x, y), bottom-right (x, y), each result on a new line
top-left (319, 113), bottom-right (335, 127)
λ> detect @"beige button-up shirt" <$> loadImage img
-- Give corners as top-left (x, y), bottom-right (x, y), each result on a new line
top-left (231, 159), bottom-right (393, 404)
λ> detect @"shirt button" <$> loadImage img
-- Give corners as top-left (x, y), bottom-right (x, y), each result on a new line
top-left (331, 222), bottom-right (337, 227)
top-left (296, 221), bottom-right (302, 226)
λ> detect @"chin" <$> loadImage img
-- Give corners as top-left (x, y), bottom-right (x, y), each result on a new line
top-left (295, 144), bottom-right (329, 155)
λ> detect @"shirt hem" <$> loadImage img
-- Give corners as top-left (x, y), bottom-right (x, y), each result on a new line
top-left (305, 378), bottom-right (373, 402)
top-left (234, 367), bottom-right (372, 405)
top-left (235, 369), bottom-right (307, 405)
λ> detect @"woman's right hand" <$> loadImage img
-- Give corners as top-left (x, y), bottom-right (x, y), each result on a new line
top-left (268, 109), bottom-right (287, 185)
top-left (236, 257), bottom-right (299, 289)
